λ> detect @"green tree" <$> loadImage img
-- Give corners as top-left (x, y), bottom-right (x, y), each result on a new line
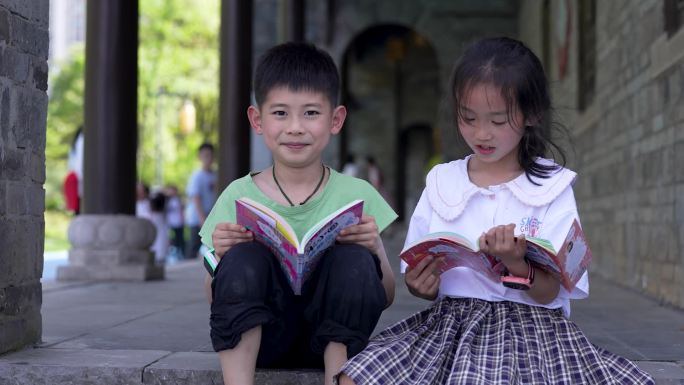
top-left (138, 0), bottom-right (220, 189)
top-left (46, 0), bottom-right (221, 210)
top-left (45, 47), bottom-right (85, 210)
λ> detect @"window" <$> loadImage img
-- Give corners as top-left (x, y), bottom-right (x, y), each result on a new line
top-left (578, 0), bottom-right (596, 111)
top-left (664, 0), bottom-right (684, 37)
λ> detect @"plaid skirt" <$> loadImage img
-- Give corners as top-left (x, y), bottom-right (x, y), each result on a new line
top-left (339, 297), bottom-right (655, 385)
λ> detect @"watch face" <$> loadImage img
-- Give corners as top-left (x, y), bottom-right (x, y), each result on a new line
top-left (501, 276), bottom-right (532, 290)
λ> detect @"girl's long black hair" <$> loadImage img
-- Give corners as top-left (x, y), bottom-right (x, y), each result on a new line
top-left (449, 37), bottom-right (567, 185)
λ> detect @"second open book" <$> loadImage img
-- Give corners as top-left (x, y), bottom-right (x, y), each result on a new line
top-left (399, 219), bottom-right (592, 291)
top-left (235, 197), bottom-right (364, 294)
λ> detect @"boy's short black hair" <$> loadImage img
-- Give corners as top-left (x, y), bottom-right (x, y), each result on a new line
top-left (253, 42), bottom-right (340, 107)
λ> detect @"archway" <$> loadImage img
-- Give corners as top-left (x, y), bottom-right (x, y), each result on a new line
top-left (340, 24), bottom-right (439, 220)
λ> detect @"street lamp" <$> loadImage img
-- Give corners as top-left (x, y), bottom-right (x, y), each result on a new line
top-left (179, 99), bottom-right (196, 135)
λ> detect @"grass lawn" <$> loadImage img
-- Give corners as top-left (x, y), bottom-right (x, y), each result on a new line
top-left (44, 210), bottom-right (72, 252)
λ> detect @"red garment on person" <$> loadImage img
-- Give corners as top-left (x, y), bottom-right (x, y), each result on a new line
top-left (63, 171), bottom-right (80, 212)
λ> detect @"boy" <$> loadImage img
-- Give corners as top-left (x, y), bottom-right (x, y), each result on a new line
top-left (185, 142), bottom-right (217, 259)
top-left (200, 42), bottom-right (397, 385)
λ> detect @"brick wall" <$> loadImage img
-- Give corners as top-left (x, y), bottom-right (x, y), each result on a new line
top-left (520, 0), bottom-right (684, 308)
top-left (0, 0), bottom-right (48, 353)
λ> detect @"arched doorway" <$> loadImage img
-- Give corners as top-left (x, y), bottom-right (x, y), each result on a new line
top-left (340, 24), bottom-right (439, 220)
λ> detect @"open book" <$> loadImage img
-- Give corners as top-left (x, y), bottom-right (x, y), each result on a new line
top-left (399, 219), bottom-right (592, 291)
top-left (228, 197), bottom-right (364, 294)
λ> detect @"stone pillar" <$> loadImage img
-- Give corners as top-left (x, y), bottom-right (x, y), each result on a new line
top-left (58, 0), bottom-right (163, 281)
top-left (286, 0), bottom-right (305, 42)
top-left (218, 0), bottom-right (253, 191)
top-left (0, 0), bottom-right (49, 353)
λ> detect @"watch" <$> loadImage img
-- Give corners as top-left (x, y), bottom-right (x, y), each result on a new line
top-left (500, 259), bottom-right (534, 290)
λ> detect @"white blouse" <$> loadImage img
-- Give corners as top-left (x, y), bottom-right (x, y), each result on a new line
top-left (402, 156), bottom-right (589, 317)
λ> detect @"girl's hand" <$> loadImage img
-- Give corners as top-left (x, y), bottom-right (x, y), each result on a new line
top-left (478, 224), bottom-right (528, 272)
top-left (212, 222), bottom-right (253, 259)
top-left (405, 256), bottom-right (442, 300)
top-left (336, 215), bottom-right (381, 255)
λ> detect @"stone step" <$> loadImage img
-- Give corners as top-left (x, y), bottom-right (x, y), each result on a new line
top-left (0, 348), bottom-right (323, 385)
top-left (1, 347), bottom-right (682, 384)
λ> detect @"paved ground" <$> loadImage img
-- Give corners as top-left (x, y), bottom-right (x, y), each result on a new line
top-left (1, 222), bottom-right (684, 384)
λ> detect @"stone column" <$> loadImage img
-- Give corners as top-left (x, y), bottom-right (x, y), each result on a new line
top-left (57, 0), bottom-right (163, 281)
top-left (0, 0), bottom-right (49, 353)
top-left (218, 0), bottom-right (253, 191)
top-left (286, 0), bottom-right (305, 42)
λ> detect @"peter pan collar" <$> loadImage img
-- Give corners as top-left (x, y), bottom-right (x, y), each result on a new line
top-left (425, 156), bottom-right (577, 221)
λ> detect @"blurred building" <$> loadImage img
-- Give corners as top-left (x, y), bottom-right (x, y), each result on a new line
top-left (48, 0), bottom-right (85, 71)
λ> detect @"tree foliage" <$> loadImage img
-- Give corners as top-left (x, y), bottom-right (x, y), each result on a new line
top-left (46, 0), bottom-right (220, 210)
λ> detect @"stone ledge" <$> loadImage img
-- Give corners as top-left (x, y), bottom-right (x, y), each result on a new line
top-left (144, 352), bottom-right (324, 385)
top-left (0, 348), bottom-right (678, 384)
top-left (0, 348), bottom-right (170, 385)
top-left (0, 348), bottom-right (324, 385)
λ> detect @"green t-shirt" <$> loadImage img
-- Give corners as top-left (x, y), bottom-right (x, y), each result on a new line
top-left (199, 168), bottom-right (398, 250)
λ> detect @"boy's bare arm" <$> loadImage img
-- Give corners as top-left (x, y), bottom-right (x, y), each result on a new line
top-left (373, 237), bottom-right (396, 307)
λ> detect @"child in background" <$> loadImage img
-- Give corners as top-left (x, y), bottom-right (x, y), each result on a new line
top-left (338, 37), bottom-right (654, 385)
top-left (201, 42), bottom-right (398, 385)
top-left (185, 142), bottom-right (217, 260)
top-left (135, 182), bottom-right (151, 219)
top-left (149, 189), bottom-right (168, 264)
top-left (165, 185), bottom-right (185, 262)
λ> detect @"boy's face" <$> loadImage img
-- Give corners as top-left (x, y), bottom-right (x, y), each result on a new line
top-left (248, 87), bottom-right (346, 169)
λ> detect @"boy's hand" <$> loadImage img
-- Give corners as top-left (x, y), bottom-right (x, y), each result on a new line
top-left (405, 256), bottom-right (442, 301)
top-left (478, 224), bottom-right (527, 271)
top-left (212, 222), bottom-right (253, 259)
top-left (336, 214), bottom-right (381, 255)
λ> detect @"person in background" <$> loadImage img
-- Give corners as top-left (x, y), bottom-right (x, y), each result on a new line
top-left (185, 143), bottom-right (217, 259)
top-left (365, 156), bottom-right (383, 191)
top-left (165, 184), bottom-right (185, 262)
top-left (64, 127), bottom-right (84, 215)
top-left (63, 170), bottom-right (79, 214)
top-left (135, 181), bottom-right (152, 219)
top-left (341, 154), bottom-right (359, 177)
top-left (149, 189), bottom-right (169, 264)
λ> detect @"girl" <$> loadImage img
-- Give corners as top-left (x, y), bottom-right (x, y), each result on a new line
top-left (338, 37), bottom-right (654, 384)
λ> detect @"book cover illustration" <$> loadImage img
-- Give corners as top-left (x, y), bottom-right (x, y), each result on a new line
top-left (236, 198), bottom-right (364, 294)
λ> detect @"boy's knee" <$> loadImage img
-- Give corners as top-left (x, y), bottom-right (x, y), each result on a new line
top-left (327, 244), bottom-right (382, 281)
top-left (321, 244), bottom-right (385, 307)
top-left (213, 241), bottom-right (272, 300)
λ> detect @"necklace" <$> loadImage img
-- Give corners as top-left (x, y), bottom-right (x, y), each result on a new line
top-left (272, 164), bottom-right (326, 206)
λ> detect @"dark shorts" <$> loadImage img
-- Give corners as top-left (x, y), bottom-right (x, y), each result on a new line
top-left (210, 241), bottom-right (386, 369)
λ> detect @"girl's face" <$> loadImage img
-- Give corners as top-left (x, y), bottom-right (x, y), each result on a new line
top-left (457, 83), bottom-right (524, 170)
